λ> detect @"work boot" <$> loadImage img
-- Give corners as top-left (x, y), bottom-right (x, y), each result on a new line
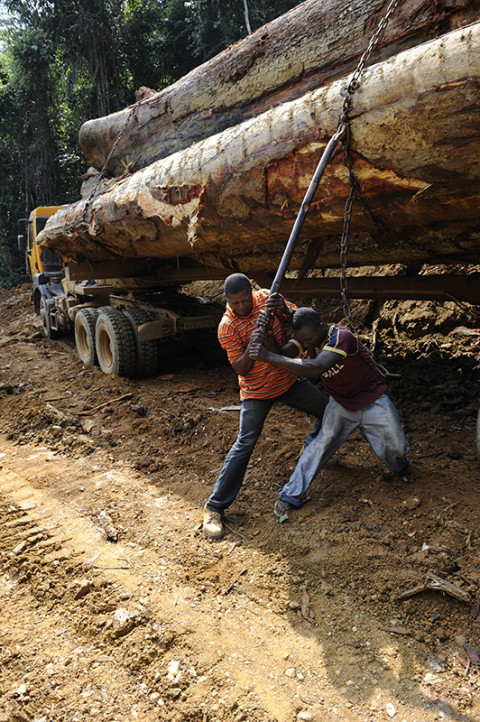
top-left (274, 499), bottom-right (292, 522)
top-left (203, 506), bottom-right (225, 539)
top-left (399, 461), bottom-right (412, 483)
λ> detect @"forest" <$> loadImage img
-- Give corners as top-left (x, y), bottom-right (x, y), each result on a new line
top-left (0, 0), bottom-right (301, 288)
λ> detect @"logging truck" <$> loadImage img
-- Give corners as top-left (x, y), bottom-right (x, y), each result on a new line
top-left (18, 206), bottom-right (223, 378)
top-left (20, 0), bottom-right (480, 381)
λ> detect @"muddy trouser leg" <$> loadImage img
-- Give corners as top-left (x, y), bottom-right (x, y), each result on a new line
top-left (359, 394), bottom-right (409, 473)
top-left (278, 379), bottom-right (328, 449)
top-left (278, 397), bottom-right (359, 507)
top-left (206, 397), bottom-right (274, 514)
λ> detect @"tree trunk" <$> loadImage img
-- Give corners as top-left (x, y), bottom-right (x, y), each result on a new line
top-left (39, 24), bottom-right (480, 273)
top-left (78, 0), bottom-right (480, 177)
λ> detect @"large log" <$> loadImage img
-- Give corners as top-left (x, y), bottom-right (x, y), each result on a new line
top-left (39, 24), bottom-right (480, 274)
top-left (78, 0), bottom-right (480, 177)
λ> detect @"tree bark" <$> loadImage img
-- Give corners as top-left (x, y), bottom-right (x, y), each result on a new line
top-left (39, 24), bottom-right (480, 273)
top-left (78, 0), bottom-right (480, 177)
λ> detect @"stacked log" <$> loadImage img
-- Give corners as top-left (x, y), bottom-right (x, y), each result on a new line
top-left (38, 23), bottom-right (480, 271)
top-left (78, 0), bottom-right (480, 177)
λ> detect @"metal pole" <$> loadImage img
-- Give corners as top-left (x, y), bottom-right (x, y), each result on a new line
top-left (269, 122), bottom-right (346, 297)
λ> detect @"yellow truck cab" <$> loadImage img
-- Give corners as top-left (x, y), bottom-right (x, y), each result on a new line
top-left (18, 206), bottom-right (66, 279)
top-left (18, 206), bottom-right (67, 337)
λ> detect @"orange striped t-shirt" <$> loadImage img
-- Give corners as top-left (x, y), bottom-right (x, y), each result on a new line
top-left (218, 289), bottom-right (297, 401)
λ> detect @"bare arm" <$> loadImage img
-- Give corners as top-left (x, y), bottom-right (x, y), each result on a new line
top-left (249, 344), bottom-right (342, 379)
top-left (261, 331), bottom-right (298, 357)
top-left (231, 338), bottom-right (256, 376)
top-left (230, 325), bottom-right (273, 376)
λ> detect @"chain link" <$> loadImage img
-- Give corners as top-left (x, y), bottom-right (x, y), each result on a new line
top-left (341, 0), bottom-right (402, 121)
top-left (338, 0), bottom-right (401, 331)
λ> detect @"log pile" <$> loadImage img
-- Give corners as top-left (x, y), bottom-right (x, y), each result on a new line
top-left (78, 0), bottom-right (480, 177)
top-left (38, 6), bottom-right (480, 274)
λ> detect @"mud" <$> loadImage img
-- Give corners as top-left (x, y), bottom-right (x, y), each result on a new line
top-left (0, 281), bottom-right (479, 722)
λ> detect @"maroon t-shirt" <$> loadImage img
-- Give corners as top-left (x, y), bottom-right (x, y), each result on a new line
top-left (301, 324), bottom-right (387, 411)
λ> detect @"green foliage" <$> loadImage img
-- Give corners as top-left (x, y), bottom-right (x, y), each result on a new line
top-left (154, 0), bottom-right (302, 81)
top-left (0, 0), bottom-right (303, 288)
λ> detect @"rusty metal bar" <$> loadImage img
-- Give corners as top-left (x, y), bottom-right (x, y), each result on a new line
top-left (280, 274), bottom-right (480, 305)
top-left (268, 124), bottom-right (346, 297)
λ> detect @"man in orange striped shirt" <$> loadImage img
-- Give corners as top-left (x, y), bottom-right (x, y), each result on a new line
top-left (203, 273), bottom-right (328, 539)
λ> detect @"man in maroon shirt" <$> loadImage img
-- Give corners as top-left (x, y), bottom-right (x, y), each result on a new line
top-left (250, 306), bottom-right (409, 519)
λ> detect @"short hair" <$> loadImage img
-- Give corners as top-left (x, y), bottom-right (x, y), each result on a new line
top-left (292, 307), bottom-right (322, 332)
top-left (224, 273), bottom-right (251, 296)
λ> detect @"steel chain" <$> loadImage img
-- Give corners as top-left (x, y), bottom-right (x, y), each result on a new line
top-left (341, 0), bottom-right (402, 120)
top-left (338, 0), bottom-right (402, 331)
top-left (82, 102), bottom-right (140, 224)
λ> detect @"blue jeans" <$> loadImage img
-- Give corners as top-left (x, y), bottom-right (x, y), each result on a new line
top-left (206, 380), bottom-right (328, 513)
top-left (279, 393), bottom-right (409, 507)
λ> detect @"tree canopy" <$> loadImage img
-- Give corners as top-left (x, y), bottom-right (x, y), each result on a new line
top-left (0, 0), bottom-right (302, 287)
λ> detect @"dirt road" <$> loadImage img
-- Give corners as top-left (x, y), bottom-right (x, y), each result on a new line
top-left (0, 283), bottom-right (479, 722)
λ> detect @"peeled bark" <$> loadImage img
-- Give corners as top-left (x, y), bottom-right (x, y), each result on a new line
top-left (39, 24), bottom-right (480, 272)
top-left (78, 0), bottom-right (480, 177)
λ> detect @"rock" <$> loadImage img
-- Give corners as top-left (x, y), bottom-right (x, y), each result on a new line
top-left (110, 608), bottom-right (138, 638)
top-left (386, 702), bottom-right (397, 717)
top-left (131, 405), bottom-right (148, 417)
top-left (297, 712), bottom-right (312, 721)
top-left (71, 579), bottom-right (93, 600)
top-left (167, 660), bottom-right (180, 679)
top-left (402, 496), bottom-right (420, 510)
top-left (427, 657), bottom-right (444, 672)
top-left (45, 402), bottom-right (77, 425)
top-left (12, 541), bottom-right (27, 555)
top-left (284, 667), bottom-right (296, 677)
top-left (96, 510), bottom-right (119, 542)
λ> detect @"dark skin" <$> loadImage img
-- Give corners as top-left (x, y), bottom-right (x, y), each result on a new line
top-left (249, 321), bottom-right (341, 380)
top-left (226, 287), bottom-right (294, 376)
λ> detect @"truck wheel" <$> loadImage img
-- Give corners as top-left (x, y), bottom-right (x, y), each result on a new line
top-left (39, 296), bottom-right (60, 339)
top-left (75, 308), bottom-right (99, 365)
top-left (95, 308), bottom-right (137, 377)
top-left (121, 308), bottom-right (159, 378)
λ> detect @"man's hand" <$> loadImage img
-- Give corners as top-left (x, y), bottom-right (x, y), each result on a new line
top-left (249, 340), bottom-right (269, 361)
top-left (266, 292), bottom-right (292, 318)
top-left (257, 309), bottom-right (273, 332)
top-left (250, 326), bottom-right (267, 345)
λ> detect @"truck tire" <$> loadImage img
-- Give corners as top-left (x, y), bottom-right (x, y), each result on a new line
top-left (39, 296), bottom-right (60, 339)
top-left (95, 307), bottom-right (137, 377)
top-left (74, 308), bottom-right (99, 365)
top-left (121, 308), bottom-right (159, 378)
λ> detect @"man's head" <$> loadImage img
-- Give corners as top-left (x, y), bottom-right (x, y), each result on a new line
top-left (224, 273), bottom-right (253, 317)
top-left (292, 307), bottom-right (327, 347)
